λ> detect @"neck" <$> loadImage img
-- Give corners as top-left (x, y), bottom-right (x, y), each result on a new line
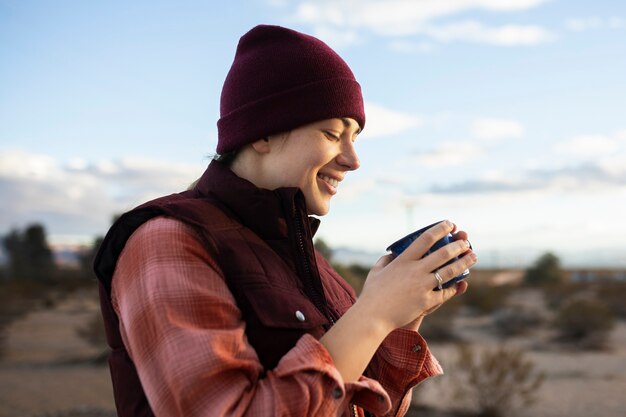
top-left (229, 146), bottom-right (274, 190)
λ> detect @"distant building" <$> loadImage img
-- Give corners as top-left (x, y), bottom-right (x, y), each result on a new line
top-left (567, 268), bottom-right (626, 283)
top-left (50, 243), bottom-right (90, 270)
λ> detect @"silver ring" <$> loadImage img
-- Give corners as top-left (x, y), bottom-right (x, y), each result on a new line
top-left (434, 271), bottom-right (444, 291)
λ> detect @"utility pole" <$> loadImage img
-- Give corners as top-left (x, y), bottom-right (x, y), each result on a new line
top-left (402, 199), bottom-right (416, 230)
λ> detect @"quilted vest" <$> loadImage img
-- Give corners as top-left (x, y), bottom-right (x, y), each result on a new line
top-left (93, 160), bottom-right (357, 417)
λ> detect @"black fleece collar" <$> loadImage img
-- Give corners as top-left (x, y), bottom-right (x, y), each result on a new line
top-left (195, 160), bottom-right (320, 240)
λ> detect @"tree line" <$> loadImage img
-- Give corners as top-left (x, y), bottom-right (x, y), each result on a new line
top-left (2, 222), bottom-right (568, 285)
top-left (0, 223), bottom-right (102, 281)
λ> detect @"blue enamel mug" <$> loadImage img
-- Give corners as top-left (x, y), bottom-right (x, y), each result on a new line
top-left (386, 221), bottom-right (471, 290)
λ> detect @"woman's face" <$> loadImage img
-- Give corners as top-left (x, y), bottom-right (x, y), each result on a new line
top-left (264, 118), bottom-right (361, 216)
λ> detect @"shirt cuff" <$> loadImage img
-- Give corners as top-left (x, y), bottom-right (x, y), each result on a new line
top-left (377, 328), bottom-right (444, 386)
top-left (274, 334), bottom-right (394, 416)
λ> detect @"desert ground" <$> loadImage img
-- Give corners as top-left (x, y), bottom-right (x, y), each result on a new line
top-left (1, 281), bottom-right (625, 417)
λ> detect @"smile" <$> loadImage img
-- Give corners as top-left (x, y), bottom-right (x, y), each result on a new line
top-left (317, 174), bottom-right (339, 188)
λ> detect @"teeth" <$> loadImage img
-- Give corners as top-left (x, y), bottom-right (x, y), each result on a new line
top-left (318, 174), bottom-right (338, 188)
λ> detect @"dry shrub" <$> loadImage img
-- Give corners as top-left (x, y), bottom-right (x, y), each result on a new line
top-left (0, 279), bottom-right (48, 358)
top-left (461, 284), bottom-right (512, 315)
top-left (77, 311), bottom-right (107, 348)
top-left (523, 252), bottom-right (565, 286)
top-left (493, 306), bottom-right (544, 338)
top-left (594, 282), bottom-right (626, 318)
top-left (32, 407), bottom-right (116, 417)
top-left (76, 311), bottom-right (108, 363)
top-left (541, 281), bottom-right (587, 311)
top-left (453, 344), bottom-right (545, 417)
top-left (333, 263), bottom-right (368, 295)
top-left (0, 277), bottom-right (98, 358)
top-left (553, 298), bottom-right (616, 349)
top-left (420, 297), bottom-right (463, 342)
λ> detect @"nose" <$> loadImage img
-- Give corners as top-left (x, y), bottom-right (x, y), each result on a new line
top-left (337, 141), bottom-right (360, 171)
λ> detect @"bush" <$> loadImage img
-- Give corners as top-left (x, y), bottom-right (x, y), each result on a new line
top-left (553, 298), bottom-right (616, 349)
top-left (594, 282), bottom-right (626, 318)
top-left (460, 284), bottom-right (512, 315)
top-left (541, 281), bottom-right (587, 311)
top-left (0, 278), bottom-right (97, 358)
top-left (419, 296), bottom-right (463, 342)
top-left (524, 252), bottom-right (565, 286)
top-left (77, 311), bottom-right (107, 349)
top-left (453, 344), bottom-right (545, 417)
top-left (333, 263), bottom-right (368, 295)
top-left (2, 223), bottom-right (55, 281)
top-left (493, 305), bottom-right (544, 338)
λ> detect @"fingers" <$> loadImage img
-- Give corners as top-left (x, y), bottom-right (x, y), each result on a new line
top-left (371, 253), bottom-right (394, 272)
top-left (431, 248), bottom-right (477, 288)
top-left (397, 220), bottom-right (456, 261)
top-left (454, 280), bottom-right (469, 295)
top-left (452, 230), bottom-right (468, 242)
top-left (442, 280), bottom-right (468, 299)
top-left (431, 281), bottom-right (468, 311)
top-left (417, 237), bottom-right (470, 274)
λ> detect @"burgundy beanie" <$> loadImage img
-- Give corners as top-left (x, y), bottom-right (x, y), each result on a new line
top-left (216, 24), bottom-right (365, 154)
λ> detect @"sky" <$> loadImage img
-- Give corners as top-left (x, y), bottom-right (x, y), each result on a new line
top-left (1, 0), bottom-right (625, 268)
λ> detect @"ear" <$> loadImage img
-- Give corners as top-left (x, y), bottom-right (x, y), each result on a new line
top-left (250, 137), bottom-right (271, 154)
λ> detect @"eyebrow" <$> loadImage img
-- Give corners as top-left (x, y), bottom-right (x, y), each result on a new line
top-left (340, 117), bottom-right (362, 135)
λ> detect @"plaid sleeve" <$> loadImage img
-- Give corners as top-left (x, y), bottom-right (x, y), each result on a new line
top-left (364, 328), bottom-right (444, 417)
top-left (111, 217), bottom-right (393, 417)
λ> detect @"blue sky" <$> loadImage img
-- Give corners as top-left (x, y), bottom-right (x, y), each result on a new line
top-left (1, 0), bottom-right (625, 267)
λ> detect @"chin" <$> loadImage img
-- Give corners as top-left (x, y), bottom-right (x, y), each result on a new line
top-left (307, 202), bottom-right (330, 216)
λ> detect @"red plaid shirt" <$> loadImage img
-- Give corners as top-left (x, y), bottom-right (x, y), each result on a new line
top-left (111, 217), bottom-right (443, 416)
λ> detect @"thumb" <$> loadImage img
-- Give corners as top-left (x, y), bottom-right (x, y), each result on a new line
top-left (454, 280), bottom-right (469, 295)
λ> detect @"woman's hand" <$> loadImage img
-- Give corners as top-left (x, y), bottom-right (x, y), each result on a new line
top-left (356, 220), bottom-right (477, 334)
top-left (319, 220), bottom-right (476, 382)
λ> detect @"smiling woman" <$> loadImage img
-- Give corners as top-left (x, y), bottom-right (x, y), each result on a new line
top-left (93, 24), bottom-right (476, 417)
top-left (230, 118), bottom-right (361, 215)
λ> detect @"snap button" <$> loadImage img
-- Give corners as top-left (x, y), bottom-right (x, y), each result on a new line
top-left (295, 310), bottom-right (306, 322)
top-left (332, 387), bottom-right (342, 399)
top-left (411, 344), bottom-right (422, 353)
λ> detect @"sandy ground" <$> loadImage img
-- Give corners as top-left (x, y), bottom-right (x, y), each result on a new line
top-left (415, 289), bottom-right (626, 417)
top-left (0, 291), bottom-right (115, 417)
top-left (417, 324), bottom-right (626, 417)
top-left (1, 287), bottom-right (625, 417)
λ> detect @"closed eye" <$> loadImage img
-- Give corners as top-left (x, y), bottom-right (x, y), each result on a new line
top-left (324, 131), bottom-right (341, 141)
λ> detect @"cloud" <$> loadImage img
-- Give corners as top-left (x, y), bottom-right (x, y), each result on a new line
top-left (414, 141), bottom-right (483, 167)
top-left (472, 118), bottom-right (524, 141)
top-left (428, 162), bottom-right (626, 195)
top-left (338, 177), bottom-right (378, 201)
top-left (565, 16), bottom-right (625, 31)
top-left (286, 0), bottom-right (554, 47)
top-left (0, 150), bottom-right (205, 237)
top-left (360, 102), bottom-right (423, 139)
top-left (310, 25), bottom-right (362, 49)
top-left (555, 130), bottom-right (626, 158)
top-left (404, 116), bottom-right (523, 168)
top-left (554, 130), bottom-right (626, 181)
top-left (378, 128), bottom-right (626, 198)
top-left (423, 21), bottom-right (555, 46)
top-left (555, 134), bottom-right (619, 157)
top-left (426, 129), bottom-right (626, 195)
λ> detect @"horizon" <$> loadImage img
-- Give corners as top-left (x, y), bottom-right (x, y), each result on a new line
top-left (3, 229), bottom-right (625, 271)
top-left (2, 0), bottom-right (626, 268)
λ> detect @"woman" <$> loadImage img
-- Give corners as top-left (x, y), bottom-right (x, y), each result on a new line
top-left (94, 24), bottom-right (477, 417)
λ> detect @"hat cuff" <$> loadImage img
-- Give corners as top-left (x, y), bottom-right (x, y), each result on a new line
top-left (217, 77), bottom-right (365, 154)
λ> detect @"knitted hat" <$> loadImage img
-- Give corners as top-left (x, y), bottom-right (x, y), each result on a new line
top-left (216, 24), bottom-right (365, 154)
